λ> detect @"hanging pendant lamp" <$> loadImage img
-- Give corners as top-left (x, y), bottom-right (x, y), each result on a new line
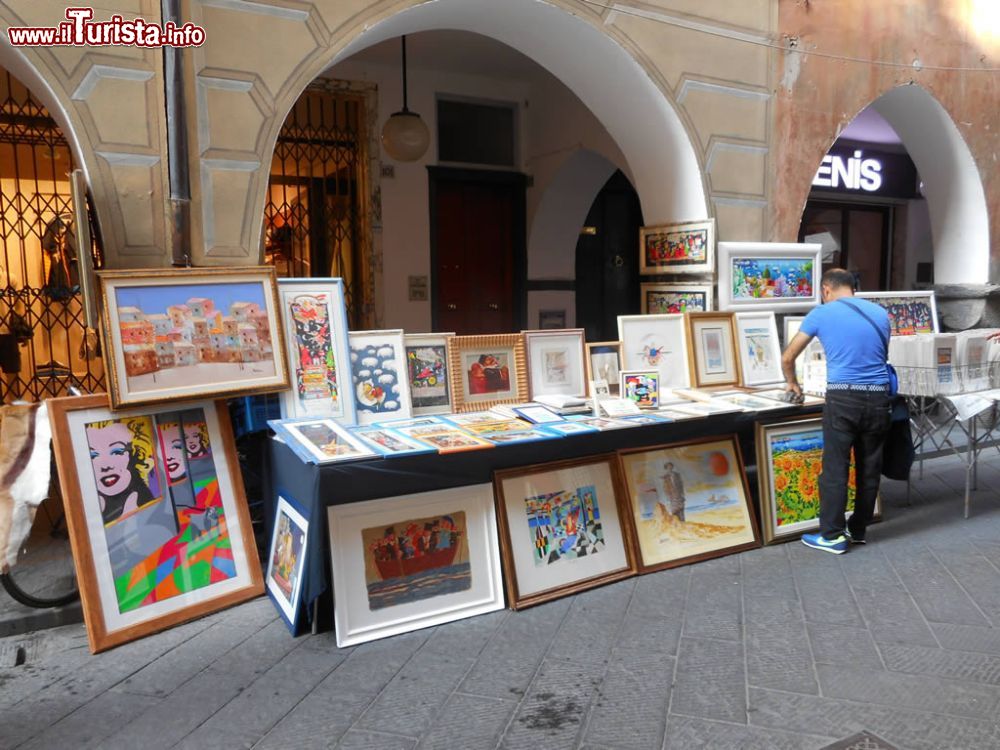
top-left (381, 35), bottom-right (430, 162)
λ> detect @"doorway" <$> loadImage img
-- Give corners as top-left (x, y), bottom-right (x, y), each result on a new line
top-left (799, 200), bottom-right (891, 291)
top-left (575, 171), bottom-right (643, 341)
top-left (429, 167), bottom-right (526, 334)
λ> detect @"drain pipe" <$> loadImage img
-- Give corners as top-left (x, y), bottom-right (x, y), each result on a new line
top-left (162, 0), bottom-right (192, 267)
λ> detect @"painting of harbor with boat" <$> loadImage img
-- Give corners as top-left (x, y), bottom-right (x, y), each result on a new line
top-left (361, 511), bottom-right (470, 610)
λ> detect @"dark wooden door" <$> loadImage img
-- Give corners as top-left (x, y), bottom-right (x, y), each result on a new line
top-left (430, 168), bottom-right (526, 334)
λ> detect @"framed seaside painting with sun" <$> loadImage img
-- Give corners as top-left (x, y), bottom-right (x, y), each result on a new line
top-left (48, 394), bottom-right (263, 653)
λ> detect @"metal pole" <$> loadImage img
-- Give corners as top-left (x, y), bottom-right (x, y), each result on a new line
top-left (162, 0), bottom-right (192, 267)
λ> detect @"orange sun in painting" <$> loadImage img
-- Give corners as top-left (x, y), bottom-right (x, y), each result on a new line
top-left (706, 451), bottom-right (729, 476)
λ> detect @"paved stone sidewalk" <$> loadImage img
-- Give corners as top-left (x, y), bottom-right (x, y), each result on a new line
top-left (2, 452), bottom-right (1000, 750)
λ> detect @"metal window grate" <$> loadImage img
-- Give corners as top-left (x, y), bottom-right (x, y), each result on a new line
top-left (0, 69), bottom-right (104, 404)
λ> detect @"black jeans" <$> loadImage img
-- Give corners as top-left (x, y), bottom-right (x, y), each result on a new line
top-left (819, 390), bottom-right (892, 539)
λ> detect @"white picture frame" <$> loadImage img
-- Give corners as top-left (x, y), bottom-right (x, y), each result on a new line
top-left (523, 329), bottom-right (587, 400)
top-left (349, 329), bottom-right (413, 426)
top-left (717, 242), bottom-right (822, 312)
top-left (404, 332), bottom-right (455, 416)
top-left (269, 417), bottom-right (379, 465)
top-left (327, 484), bottom-right (504, 647)
top-left (265, 495), bottom-right (309, 633)
top-left (617, 313), bottom-right (691, 390)
top-left (734, 311), bottom-right (783, 387)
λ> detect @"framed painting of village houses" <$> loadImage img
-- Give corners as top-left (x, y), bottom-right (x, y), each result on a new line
top-left (99, 267), bottom-right (289, 409)
top-left (48, 394), bottom-right (264, 653)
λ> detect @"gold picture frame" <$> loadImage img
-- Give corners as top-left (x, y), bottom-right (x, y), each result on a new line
top-left (447, 333), bottom-right (528, 412)
top-left (639, 219), bottom-right (715, 275)
top-left (584, 341), bottom-right (624, 397)
top-left (99, 266), bottom-right (290, 409)
top-left (684, 311), bottom-right (742, 389)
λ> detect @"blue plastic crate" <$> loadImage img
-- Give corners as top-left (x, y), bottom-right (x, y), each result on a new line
top-left (229, 393), bottom-right (282, 438)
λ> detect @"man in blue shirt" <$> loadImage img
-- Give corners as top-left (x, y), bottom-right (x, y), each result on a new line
top-left (781, 268), bottom-right (893, 554)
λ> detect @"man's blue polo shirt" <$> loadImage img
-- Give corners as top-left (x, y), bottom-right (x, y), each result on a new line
top-left (799, 297), bottom-right (891, 385)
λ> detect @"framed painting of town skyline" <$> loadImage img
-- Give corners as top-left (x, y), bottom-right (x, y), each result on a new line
top-left (639, 219), bottom-right (715, 275)
top-left (856, 291), bottom-right (939, 336)
top-left (717, 242), bottom-right (822, 312)
top-left (99, 267), bottom-right (289, 409)
top-left (48, 394), bottom-right (263, 653)
top-left (493, 455), bottom-right (637, 609)
top-left (326, 484), bottom-right (504, 647)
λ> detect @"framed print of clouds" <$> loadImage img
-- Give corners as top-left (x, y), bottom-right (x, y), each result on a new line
top-left (524, 329), bottom-right (586, 399)
top-left (493, 455), bottom-right (637, 608)
top-left (405, 333), bottom-right (455, 416)
top-left (618, 314), bottom-right (691, 390)
top-left (327, 484), bottom-right (504, 646)
top-left (856, 291), bottom-right (939, 335)
top-left (349, 330), bottom-right (413, 426)
top-left (639, 219), bottom-right (715, 275)
top-left (717, 242), bottom-right (822, 312)
top-left (735, 311), bottom-right (782, 387)
top-left (99, 267), bottom-right (289, 409)
top-left (49, 395), bottom-right (263, 653)
top-left (277, 278), bottom-right (355, 424)
top-left (641, 283), bottom-right (713, 314)
top-left (266, 495), bottom-right (309, 633)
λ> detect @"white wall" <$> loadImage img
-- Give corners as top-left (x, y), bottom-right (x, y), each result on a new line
top-left (904, 197), bottom-right (933, 288)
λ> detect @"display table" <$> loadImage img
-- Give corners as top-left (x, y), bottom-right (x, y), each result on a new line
top-left (266, 403), bottom-right (820, 625)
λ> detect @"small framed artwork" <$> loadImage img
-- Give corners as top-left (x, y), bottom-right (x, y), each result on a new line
top-left (447, 334), bottom-right (529, 412)
top-left (717, 242), bottom-right (822, 312)
top-left (266, 495), bottom-right (309, 634)
top-left (404, 332), bottom-right (455, 416)
top-left (480, 428), bottom-right (558, 445)
top-left (711, 392), bottom-right (788, 412)
top-left (599, 398), bottom-right (642, 418)
top-left (755, 416), bottom-right (880, 544)
top-left (98, 266), bottom-right (290, 409)
top-left (618, 314), bottom-right (692, 390)
top-left (734, 311), bottom-right (783, 387)
top-left (782, 314), bottom-right (807, 348)
top-left (394, 424), bottom-right (495, 454)
top-left (351, 426), bottom-right (437, 458)
top-left (585, 341), bottom-right (624, 397)
top-left (327, 484), bottom-right (504, 646)
top-left (639, 219), bottom-right (715, 275)
top-left (856, 291), bottom-right (939, 336)
top-left (620, 369), bottom-right (660, 409)
top-left (618, 435), bottom-right (761, 573)
top-left (544, 421), bottom-right (600, 436)
top-left (782, 314), bottom-right (825, 386)
top-left (269, 417), bottom-right (379, 464)
top-left (512, 404), bottom-right (564, 425)
top-left (277, 278), bottom-right (355, 424)
top-left (685, 312), bottom-right (741, 388)
top-left (538, 309), bottom-right (567, 329)
top-left (523, 329), bottom-right (587, 400)
top-left (641, 283), bottom-right (714, 314)
top-left (493, 455), bottom-right (638, 608)
top-left (349, 330), bottom-right (413, 426)
top-left (48, 395), bottom-right (264, 653)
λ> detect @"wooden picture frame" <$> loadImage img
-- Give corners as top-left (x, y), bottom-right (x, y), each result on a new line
top-left (856, 291), bottom-right (939, 336)
top-left (447, 333), bottom-right (528, 412)
top-left (266, 494), bottom-right (309, 634)
top-left (327, 483), bottom-right (504, 646)
top-left (639, 219), bottom-right (715, 275)
top-left (684, 312), bottom-right (741, 388)
top-left (523, 328), bottom-right (587, 400)
top-left (49, 395), bottom-right (263, 653)
top-left (493, 455), bottom-right (638, 609)
top-left (734, 311), bottom-right (783, 387)
top-left (585, 341), bottom-right (624, 397)
top-left (717, 242), bottom-right (822, 312)
top-left (404, 332), bottom-right (455, 416)
top-left (99, 266), bottom-right (289, 409)
top-left (276, 277), bottom-right (355, 424)
top-left (618, 314), bottom-right (692, 390)
top-left (617, 435), bottom-right (761, 573)
top-left (640, 282), bottom-right (714, 314)
top-left (349, 329), bottom-right (413, 426)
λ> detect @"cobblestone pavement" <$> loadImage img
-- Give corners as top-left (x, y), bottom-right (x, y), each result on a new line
top-left (2, 452), bottom-right (1000, 750)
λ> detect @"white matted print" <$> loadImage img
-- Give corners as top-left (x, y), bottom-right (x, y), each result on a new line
top-left (266, 496), bottom-right (309, 632)
top-left (734, 311), bottom-right (783, 387)
top-left (327, 484), bottom-right (504, 647)
top-left (349, 330), bottom-right (413, 426)
top-left (405, 333), bottom-right (454, 416)
top-left (685, 312), bottom-right (740, 388)
top-left (523, 329), bottom-right (587, 399)
top-left (277, 278), bottom-right (355, 424)
top-left (717, 242), bottom-right (822, 312)
top-left (618, 314), bottom-right (691, 390)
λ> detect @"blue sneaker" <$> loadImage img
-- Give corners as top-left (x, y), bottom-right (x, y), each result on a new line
top-left (844, 529), bottom-right (866, 545)
top-left (801, 532), bottom-right (848, 554)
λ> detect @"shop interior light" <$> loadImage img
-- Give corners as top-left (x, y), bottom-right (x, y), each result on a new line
top-left (381, 35), bottom-right (430, 162)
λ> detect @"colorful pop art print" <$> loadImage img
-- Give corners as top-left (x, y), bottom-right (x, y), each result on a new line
top-left (639, 219), bottom-right (715, 275)
top-left (685, 312), bottom-right (741, 388)
top-left (276, 278), bottom-right (354, 424)
top-left (734, 311), bottom-right (783, 387)
top-left (327, 484), bottom-right (504, 646)
top-left (447, 334), bottom-right (529, 412)
top-left (717, 243), bottom-right (822, 312)
top-left (404, 332), bottom-right (455, 415)
top-left (351, 426), bottom-right (436, 458)
top-left (523, 329), bottom-right (587, 400)
top-left (618, 314), bottom-right (692, 390)
top-left (49, 395), bottom-right (263, 653)
top-left (99, 267), bottom-right (289, 409)
top-left (493, 455), bottom-right (638, 608)
top-left (641, 283), bottom-right (713, 314)
top-left (620, 369), bottom-right (660, 409)
top-left (618, 436), bottom-right (760, 573)
top-left (755, 417), bottom-right (878, 544)
top-left (349, 329), bottom-right (413, 426)
top-left (266, 495), bottom-right (309, 632)
top-left (269, 417), bottom-right (378, 464)
top-left (585, 341), bottom-right (624, 397)
top-left (855, 291), bottom-right (939, 336)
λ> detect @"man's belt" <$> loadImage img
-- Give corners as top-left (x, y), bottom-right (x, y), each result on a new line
top-left (826, 382), bottom-right (890, 392)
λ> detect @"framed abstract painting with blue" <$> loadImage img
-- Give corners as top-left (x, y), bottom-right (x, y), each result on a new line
top-left (493, 455), bottom-right (638, 608)
top-left (717, 242), bottom-right (822, 312)
top-left (266, 495), bottom-right (309, 634)
top-left (327, 484), bottom-right (504, 646)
